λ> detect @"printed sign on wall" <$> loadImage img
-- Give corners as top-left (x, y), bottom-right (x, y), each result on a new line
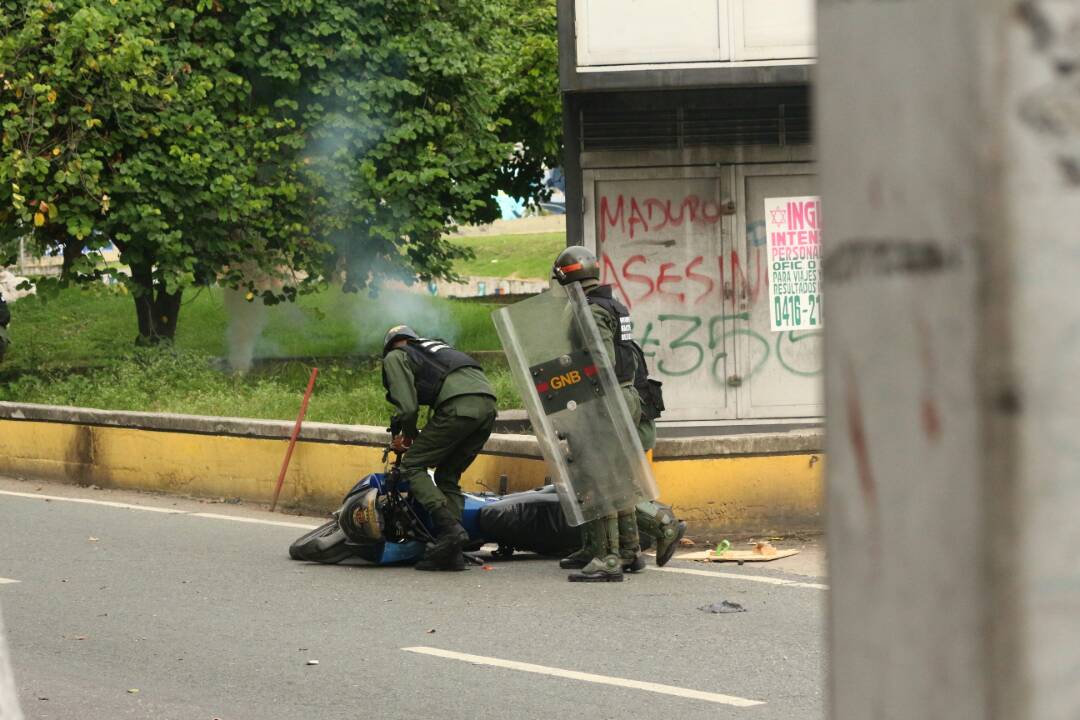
top-left (764, 196), bottom-right (822, 332)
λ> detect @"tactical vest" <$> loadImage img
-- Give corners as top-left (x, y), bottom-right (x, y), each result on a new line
top-left (587, 286), bottom-right (665, 420)
top-left (585, 286), bottom-right (638, 385)
top-left (383, 337), bottom-right (483, 406)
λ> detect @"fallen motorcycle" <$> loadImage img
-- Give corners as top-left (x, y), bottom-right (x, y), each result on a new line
top-left (288, 447), bottom-right (686, 566)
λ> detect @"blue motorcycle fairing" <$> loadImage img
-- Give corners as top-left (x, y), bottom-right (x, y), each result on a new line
top-left (342, 472), bottom-right (498, 565)
top-left (376, 540), bottom-right (426, 564)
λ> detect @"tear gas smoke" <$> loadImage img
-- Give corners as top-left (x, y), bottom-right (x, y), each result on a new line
top-left (223, 287), bottom-right (269, 373)
top-left (222, 282), bottom-right (460, 372)
top-left (349, 285), bottom-right (459, 353)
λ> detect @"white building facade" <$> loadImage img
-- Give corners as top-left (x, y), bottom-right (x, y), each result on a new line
top-left (560, 0), bottom-right (819, 428)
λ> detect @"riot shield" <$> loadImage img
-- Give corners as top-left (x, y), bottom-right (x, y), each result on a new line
top-left (493, 281), bottom-right (659, 526)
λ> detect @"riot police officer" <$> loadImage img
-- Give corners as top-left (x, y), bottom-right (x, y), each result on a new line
top-left (550, 246), bottom-right (682, 581)
top-left (381, 325), bottom-right (498, 571)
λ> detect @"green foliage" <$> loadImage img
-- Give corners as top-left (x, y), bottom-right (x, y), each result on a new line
top-left (450, 231), bottom-right (565, 279)
top-left (0, 0), bottom-right (316, 294)
top-left (490, 0), bottom-right (561, 207)
top-left (223, 0), bottom-right (513, 286)
top-left (0, 348), bottom-right (520, 425)
top-left (1, 0), bottom-right (542, 341)
top-left (0, 284), bottom-right (520, 423)
top-left (0, 283), bottom-right (504, 373)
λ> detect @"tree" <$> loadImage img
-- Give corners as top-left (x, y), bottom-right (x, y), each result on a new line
top-left (490, 0), bottom-right (563, 209)
top-left (1, 0), bottom-right (517, 342)
top-left (221, 0), bottom-right (513, 289)
top-left (0, 0), bottom-right (318, 342)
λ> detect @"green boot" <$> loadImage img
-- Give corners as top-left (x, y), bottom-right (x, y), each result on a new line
top-left (636, 500), bottom-right (686, 567)
top-left (567, 554), bottom-right (623, 582)
top-left (567, 516), bottom-right (623, 582)
top-left (559, 520), bottom-right (601, 570)
top-left (618, 511), bottom-right (645, 573)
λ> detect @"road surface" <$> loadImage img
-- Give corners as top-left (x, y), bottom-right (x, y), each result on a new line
top-left (0, 477), bottom-right (825, 720)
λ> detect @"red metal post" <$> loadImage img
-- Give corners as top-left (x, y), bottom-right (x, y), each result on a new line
top-left (270, 367), bottom-right (319, 512)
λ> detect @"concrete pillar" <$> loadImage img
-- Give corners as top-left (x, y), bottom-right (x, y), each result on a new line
top-left (0, 605), bottom-right (21, 720)
top-left (819, 1), bottom-right (1080, 719)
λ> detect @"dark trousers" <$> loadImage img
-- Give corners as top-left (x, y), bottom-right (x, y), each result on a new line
top-left (401, 394), bottom-right (497, 517)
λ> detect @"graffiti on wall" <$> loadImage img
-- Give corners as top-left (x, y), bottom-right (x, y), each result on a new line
top-left (598, 193), bottom-right (734, 242)
top-left (599, 248), bottom-right (766, 310)
top-left (597, 195), bottom-right (822, 390)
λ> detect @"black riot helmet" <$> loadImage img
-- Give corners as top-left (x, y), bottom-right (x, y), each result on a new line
top-left (382, 324), bottom-right (419, 355)
top-left (552, 246), bottom-right (600, 286)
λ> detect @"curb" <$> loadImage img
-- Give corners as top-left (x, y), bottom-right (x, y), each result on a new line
top-left (0, 402), bottom-right (824, 534)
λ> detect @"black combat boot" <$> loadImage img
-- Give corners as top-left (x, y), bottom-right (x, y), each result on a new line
top-left (415, 505), bottom-right (469, 572)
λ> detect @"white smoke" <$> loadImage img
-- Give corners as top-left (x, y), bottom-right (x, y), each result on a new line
top-left (349, 285), bottom-right (459, 352)
top-left (223, 287), bottom-right (269, 373)
top-left (220, 279), bottom-right (461, 372)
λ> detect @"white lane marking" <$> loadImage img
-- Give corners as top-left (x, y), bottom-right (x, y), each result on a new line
top-left (0, 490), bottom-right (184, 513)
top-left (0, 490), bottom-right (322, 530)
top-left (191, 512), bottom-right (320, 530)
top-left (655, 565), bottom-right (829, 590)
top-left (0, 578), bottom-right (19, 585)
top-left (402, 646), bottom-right (765, 707)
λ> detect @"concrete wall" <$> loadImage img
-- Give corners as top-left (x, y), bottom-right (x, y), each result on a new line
top-left (0, 402), bottom-right (824, 536)
top-left (820, 1), bottom-right (1080, 718)
top-left (383, 276), bottom-right (547, 300)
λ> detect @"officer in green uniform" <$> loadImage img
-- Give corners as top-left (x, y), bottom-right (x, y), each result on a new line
top-left (382, 325), bottom-right (498, 571)
top-left (551, 247), bottom-right (685, 580)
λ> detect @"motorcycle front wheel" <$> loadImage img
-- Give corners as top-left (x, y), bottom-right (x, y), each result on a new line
top-left (288, 519), bottom-right (354, 564)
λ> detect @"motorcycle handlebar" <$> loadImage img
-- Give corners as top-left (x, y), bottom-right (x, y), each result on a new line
top-left (381, 445), bottom-right (405, 466)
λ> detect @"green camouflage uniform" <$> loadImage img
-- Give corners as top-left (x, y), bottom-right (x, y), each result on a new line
top-left (584, 290), bottom-right (650, 565)
top-left (383, 350), bottom-right (496, 519)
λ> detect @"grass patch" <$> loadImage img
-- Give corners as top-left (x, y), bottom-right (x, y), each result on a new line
top-left (449, 231), bottom-right (565, 279)
top-left (0, 350), bottom-right (520, 426)
top-left (2, 284), bottom-right (504, 372)
top-left (0, 284), bottom-right (520, 424)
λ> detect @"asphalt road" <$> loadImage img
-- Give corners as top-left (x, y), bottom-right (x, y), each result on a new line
top-left (0, 477), bottom-right (825, 720)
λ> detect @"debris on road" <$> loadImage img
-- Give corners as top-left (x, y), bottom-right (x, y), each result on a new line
top-left (699, 601), bottom-right (747, 614)
top-left (127, 688), bottom-right (139, 694)
top-left (306, 659), bottom-right (319, 666)
top-left (676, 542), bottom-right (800, 564)
top-left (753, 541), bottom-right (778, 557)
top-left (426, 629), bottom-right (436, 634)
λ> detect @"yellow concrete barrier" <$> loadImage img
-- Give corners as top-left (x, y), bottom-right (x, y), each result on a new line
top-left (0, 404), bottom-right (823, 534)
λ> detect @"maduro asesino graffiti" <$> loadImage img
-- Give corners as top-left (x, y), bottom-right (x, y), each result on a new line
top-left (594, 181), bottom-right (823, 421)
